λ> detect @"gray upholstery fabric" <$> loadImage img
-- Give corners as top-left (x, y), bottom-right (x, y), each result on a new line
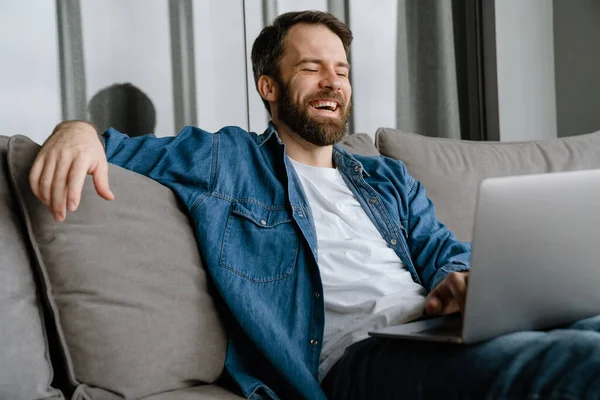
top-left (140, 384), bottom-right (245, 400)
top-left (78, 384), bottom-right (244, 400)
top-left (375, 128), bottom-right (600, 242)
top-left (339, 133), bottom-right (380, 156)
top-left (8, 135), bottom-right (227, 399)
top-left (0, 136), bottom-right (63, 400)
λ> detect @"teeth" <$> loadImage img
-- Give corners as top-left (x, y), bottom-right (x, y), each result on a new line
top-left (312, 101), bottom-right (338, 111)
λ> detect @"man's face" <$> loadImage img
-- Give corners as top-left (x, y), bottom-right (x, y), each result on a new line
top-left (274, 23), bottom-right (352, 146)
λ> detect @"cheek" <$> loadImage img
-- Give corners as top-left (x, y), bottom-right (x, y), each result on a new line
top-left (344, 87), bottom-right (352, 106)
top-left (286, 85), bottom-right (305, 105)
top-left (345, 83), bottom-right (352, 99)
top-left (292, 77), bottom-right (319, 103)
top-left (295, 91), bottom-right (310, 107)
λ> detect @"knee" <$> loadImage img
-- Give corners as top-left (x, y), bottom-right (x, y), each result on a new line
top-left (528, 330), bottom-right (600, 379)
top-left (564, 314), bottom-right (600, 331)
top-left (497, 326), bottom-right (600, 357)
top-left (492, 330), bottom-right (600, 397)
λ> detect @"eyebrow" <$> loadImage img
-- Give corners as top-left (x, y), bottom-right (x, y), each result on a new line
top-left (296, 58), bottom-right (351, 70)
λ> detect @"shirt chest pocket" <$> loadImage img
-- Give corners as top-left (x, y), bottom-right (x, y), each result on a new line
top-left (220, 201), bottom-right (299, 282)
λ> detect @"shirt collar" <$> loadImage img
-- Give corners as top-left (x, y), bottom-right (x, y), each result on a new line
top-left (257, 122), bottom-right (369, 177)
top-left (257, 121), bottom-right (283, 146)
top-left (333, 144), bottom-right (370, 177)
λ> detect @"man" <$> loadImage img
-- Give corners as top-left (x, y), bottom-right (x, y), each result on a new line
top-left (29, 10), bottom-right (600, 400)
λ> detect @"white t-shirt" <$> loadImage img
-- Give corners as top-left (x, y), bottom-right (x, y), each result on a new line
top-left (288, 158), bottom-right (427, 381)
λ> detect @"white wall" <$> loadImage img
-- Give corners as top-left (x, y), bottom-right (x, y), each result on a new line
top-left (279, 0), bottom-right (327, 14)
top-left (244, 1), bottom-right (270, 134)
top-left (0, 1), bottom-right (62, 144)
top-left (350, 1), bottom-right (397, 136)
top-left (553, 0), bottom-right (600, 137)
top-left (192, 0), bottom-right (249, 134)
top-left (494, 0), bottom-right (557, 142)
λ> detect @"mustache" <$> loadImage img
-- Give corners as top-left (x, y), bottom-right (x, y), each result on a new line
top-left (304, 91), bottom-right (346, 108)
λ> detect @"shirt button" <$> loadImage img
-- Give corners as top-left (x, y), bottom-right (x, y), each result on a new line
top-left (310, 339), bottom-right (319, 346)
top-left (390, 239), bottom-right (397, 245)
top-left (369, 198), bottom-right (377, 205)
top-left (354, 165), bottom-right (360, 172)
top-left (314, 292), bottom-right (321, 298)
top-left (260, 220), bottom-right (267, 225)
top-left (297, 211), bottom-right (304, 218)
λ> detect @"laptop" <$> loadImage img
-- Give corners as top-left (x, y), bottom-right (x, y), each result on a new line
top-left (369, 169), bottom-right (600, 344)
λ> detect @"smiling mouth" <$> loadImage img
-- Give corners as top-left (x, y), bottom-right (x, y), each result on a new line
top-left (309, 100), bottom-right (340, 112)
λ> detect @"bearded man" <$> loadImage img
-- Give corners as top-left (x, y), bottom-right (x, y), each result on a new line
top-left (29, 10), bottom-right (600, 400)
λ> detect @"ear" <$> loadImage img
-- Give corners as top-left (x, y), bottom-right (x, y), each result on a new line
top-left (257, 75), bottom-right (278, 103)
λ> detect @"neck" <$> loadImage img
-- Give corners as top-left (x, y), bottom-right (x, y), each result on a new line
top-left (272, 120), bottom-right (334, 168)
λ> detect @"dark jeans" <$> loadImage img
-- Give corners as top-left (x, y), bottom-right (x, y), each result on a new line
top-left (321, 315), bottom-right (600, 399)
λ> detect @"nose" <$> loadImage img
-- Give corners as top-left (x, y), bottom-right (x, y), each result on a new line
top-left (319, 69), bottom-right (342, 90)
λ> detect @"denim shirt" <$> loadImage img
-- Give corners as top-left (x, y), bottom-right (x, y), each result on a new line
top-left (102, 123), bottom-right (471, 400)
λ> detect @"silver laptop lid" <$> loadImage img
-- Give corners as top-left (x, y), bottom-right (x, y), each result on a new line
top-left (462, 169), bottom-right (600, 343)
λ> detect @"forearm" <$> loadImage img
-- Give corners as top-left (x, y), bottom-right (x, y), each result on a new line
top-left (406, 179), bottom-right (472, 291)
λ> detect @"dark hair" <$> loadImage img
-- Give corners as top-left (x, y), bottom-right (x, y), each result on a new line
top-left (251, 10), bottom-right (353, 115)
top-left (88, 83), bottom-right (156, 137)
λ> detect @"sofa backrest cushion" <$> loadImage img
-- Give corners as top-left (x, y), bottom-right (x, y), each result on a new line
top-left (339, 132), bottom-right (380, 156)
top-left (375, 128), bottom-right (600, 242)
top-left (8, 135), bottom-right (227, 400)
top-left (0, 136), bottom-right (64, 400)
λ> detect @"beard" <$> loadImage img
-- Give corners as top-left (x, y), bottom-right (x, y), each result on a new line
top-left (275, 77), bottom-right (352, 146)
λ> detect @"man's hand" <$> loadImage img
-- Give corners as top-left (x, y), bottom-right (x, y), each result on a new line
top-left (424, 272), bottom-right (469, 315)
top-left (29, 120), bottom-right (114, 222)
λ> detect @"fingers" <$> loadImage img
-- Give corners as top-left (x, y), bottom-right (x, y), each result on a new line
top-left (40, 156), bottom-right (113, 222)
top-left (28, 121), bottom-right (111, 221)
top-left (424, 294), bottom-right (443, 315)
top-left (38, 153), bottom-right (57, 209)
top-left (425, 272), bottom-right (469, 315)
top-left (447, 272), bottom-right (468, 313)
top-left (49, 156), bottom-right (72, 221)
top-left (66, 157), bottom-right (116, 211)
top-left (91, 160), bottom-right (114, 201)
top-left (65, 157), bottom-right (90, 213)
top-left (425, 283), bottom-right (453, 315)
top-left (29, 153), bottom-right (45, 201)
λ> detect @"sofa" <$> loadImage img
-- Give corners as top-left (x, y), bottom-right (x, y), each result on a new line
top-left (2, 127), bottom-right (600, 400)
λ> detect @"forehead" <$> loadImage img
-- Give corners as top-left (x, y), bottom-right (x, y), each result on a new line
top-left (281, 23), bottom-right (348, 64)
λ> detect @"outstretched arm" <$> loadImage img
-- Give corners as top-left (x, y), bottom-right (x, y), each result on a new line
top-left (30, 120), bottom-right (214, 222)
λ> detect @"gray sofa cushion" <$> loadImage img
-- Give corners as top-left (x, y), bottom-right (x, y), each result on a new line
top-left (0, 136), bottom-right (63, 400)
top-left (376, 128), bottom-right (600, 242)
top-left (8, 135), bottom-right (228, 399)
top-left (76, 383), bottom-right (245, 400)
top-left (339, 133), bottom-right (380, 156)
top-left (140, 384), bottom-right (245, 399)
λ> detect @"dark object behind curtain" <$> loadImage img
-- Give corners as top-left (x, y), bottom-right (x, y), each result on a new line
top-left (87, 83), bottom-right (157, 137)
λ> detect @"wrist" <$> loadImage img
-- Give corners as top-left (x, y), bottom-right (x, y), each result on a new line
top-left (53, 120), bottom-right (98, 135)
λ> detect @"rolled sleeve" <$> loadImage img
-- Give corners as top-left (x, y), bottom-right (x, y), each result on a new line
top-left (101, 126), bottom-right (215, 204)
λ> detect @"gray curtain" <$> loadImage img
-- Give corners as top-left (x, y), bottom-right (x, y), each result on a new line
top-left (396, 0), bottom-right (461, 139)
